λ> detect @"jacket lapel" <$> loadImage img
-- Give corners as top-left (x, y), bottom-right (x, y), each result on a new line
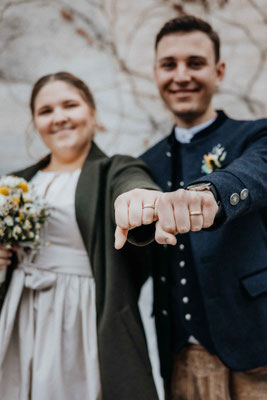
top-left (75, 142), bottom-right (107, 277)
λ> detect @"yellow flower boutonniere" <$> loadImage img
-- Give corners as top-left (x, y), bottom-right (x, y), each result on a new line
top-left (201, 144), bottom-right (227, 174)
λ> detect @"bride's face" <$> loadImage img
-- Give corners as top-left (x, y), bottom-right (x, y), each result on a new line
top-left (33, 80), bottom-right (96, 156)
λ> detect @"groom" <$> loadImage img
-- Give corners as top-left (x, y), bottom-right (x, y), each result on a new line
top-left (115, 15), bottom-right (267, 400)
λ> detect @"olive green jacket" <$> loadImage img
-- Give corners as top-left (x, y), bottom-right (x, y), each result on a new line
top-left (2, 142), bottom-right (159, 399)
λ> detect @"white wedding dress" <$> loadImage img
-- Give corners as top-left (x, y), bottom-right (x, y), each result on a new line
top-left (0, 170), bottom-right (101, 400)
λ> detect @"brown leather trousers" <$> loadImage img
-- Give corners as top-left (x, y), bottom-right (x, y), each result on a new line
top-left (166, 344), bottom-right (267, 400)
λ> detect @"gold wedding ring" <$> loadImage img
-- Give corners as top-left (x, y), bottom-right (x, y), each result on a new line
top-left (189, 211), bottom-right (202, 216)
top-left (142, 204), bottom-right (155, 209)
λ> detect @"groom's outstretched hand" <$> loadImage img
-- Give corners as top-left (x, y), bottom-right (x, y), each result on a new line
top-left (155, 189), bottom-right (218, 245)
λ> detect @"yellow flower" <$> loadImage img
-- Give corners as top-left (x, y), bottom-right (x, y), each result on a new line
top-left (12, 198), bottom-right (20, 206)
top-left (0, 229), bottom-right (3, 234)
top-left (204, 154), bottom-right (215, 169)
top-left (0, 186), bottom-right (9, 196)
top-left (17, 182), bottom-right (28, 192)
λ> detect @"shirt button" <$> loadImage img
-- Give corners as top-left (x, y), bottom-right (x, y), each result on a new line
top-left (179, 181), bottom-right (184, 187)
top-left (179, 244), bottom-right (185, 251)
top-left (230, 193), bottom-right (240, 205)
top-left (185, 314), bottom-right (191, 321)
top-left (180, 278), bottom-right (187, 285)
top-left (167, 181), bottom-right (172, 188)
top-left (162, 310), bottom-right (168, 316)
top-left (182, 296), bottom-right (189, 304)
top-left (179, 260), bottom-right (185, 268)
top-left (240, 188), bottom-right (249, 200)
top-left (166, 151), bottom-right (172, 158)
top-left (160, 276), bottom-right (166, 283)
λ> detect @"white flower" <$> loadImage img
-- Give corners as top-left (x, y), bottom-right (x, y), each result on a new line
top-left (22, 192), bottom-right (31, 202)
top-left (4, 216), bottom-right (14, 226)
top-left (13, 225), bottom-right (22, 235)
top-left (0, 194), bottom-right (7, 208)
top-left (24, 220), bottom-right (32, 230)
top-left (0, 176), bottom-right (24, 188)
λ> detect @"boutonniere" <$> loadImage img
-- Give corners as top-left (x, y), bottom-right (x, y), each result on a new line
top-left (201, 144), bottom-right (227, 174)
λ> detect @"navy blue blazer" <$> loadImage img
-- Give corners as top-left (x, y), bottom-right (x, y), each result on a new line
top-left (141, 111), bottom-right (267, 378)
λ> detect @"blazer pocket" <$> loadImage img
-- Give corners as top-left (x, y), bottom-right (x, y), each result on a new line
top-left (119, 305), bottom-right (151, 371)
top-left (241, 267), bottom-right (267, 298)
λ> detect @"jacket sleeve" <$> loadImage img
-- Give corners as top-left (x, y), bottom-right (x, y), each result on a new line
top-left (188, 127), bottom-right (267, 224)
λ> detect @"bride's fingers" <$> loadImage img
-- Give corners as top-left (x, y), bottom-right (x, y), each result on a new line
top-left (114, 226), bottom-right (128, 250)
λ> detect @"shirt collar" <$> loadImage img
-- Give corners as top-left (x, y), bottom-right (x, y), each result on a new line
top-left (174, 117), bottom-right (216, 143)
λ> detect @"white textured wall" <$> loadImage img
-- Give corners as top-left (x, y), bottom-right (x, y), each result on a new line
top-left (0, 0), bottom-right (266, 174)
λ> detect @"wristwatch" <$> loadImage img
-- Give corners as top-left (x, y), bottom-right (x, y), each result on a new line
top-left (186, 182), bottom-right (212, 191)
top-left (186, 182), bottom-right (220, 206)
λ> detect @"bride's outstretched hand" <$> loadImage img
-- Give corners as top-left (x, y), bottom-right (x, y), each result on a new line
top-left (114, 189), bottom-right (161, 249)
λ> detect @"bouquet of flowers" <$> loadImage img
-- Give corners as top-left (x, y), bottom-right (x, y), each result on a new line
top-left (0, 175), bottom-right (50, 283)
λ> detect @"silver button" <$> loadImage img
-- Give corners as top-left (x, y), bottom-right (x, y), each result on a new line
top-left (185, 314), bottom-right (191, 321)
top-left (166, 151), bottom-right (172, 158)
top-left (180, 278), bottom-right (187, 285)
top-left (179, 244), bottom-right (185, 251)
top-left (230, 193), bottom-right (240, 206)
top-left (182, 296), bottom-right (189, 304)
top-left (179, 260), bottom-right (185, 268)
top-left (240, 188), bottom-right (249, 200)
top-left (162, 310), bottom-right (168, 316)
top-left (160, 276), bottom-right (166, 283)
top-left (179, 181), bottom-right (184, 187)
top-left (167, 181), bottom-right (172, 188)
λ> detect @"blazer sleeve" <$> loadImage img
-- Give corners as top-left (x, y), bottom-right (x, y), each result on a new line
top-left (188, 127), bottom-right (267, 223)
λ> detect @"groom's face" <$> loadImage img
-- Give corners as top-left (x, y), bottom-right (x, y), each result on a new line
top-left (154, 30), bottom-right (225, 124)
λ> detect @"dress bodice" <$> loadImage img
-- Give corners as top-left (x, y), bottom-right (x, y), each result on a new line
top-left (26, 169), bottom-right (91, 275)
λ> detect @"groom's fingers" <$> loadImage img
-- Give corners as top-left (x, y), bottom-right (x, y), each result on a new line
top-left (155, 221), bottom-right (177, 246)
top-left (114, 226), bottom-right (128, 250)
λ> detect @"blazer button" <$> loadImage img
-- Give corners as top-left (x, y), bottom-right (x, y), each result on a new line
top-left (230, 193), bottom-right (240, 205)
top-left (167, 181), bottom-right (172, 188)
top-left (162, 309), bottom-right (168, 316)
top-left (166, 151), bottom-right (172, 158)
top-left (240, 188), bottom-right (249, 200)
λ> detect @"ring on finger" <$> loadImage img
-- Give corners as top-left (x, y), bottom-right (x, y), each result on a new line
top-left (189, 210), bottom-right (202, 216)
top-left (142, 204), bottom-right (155, 209)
